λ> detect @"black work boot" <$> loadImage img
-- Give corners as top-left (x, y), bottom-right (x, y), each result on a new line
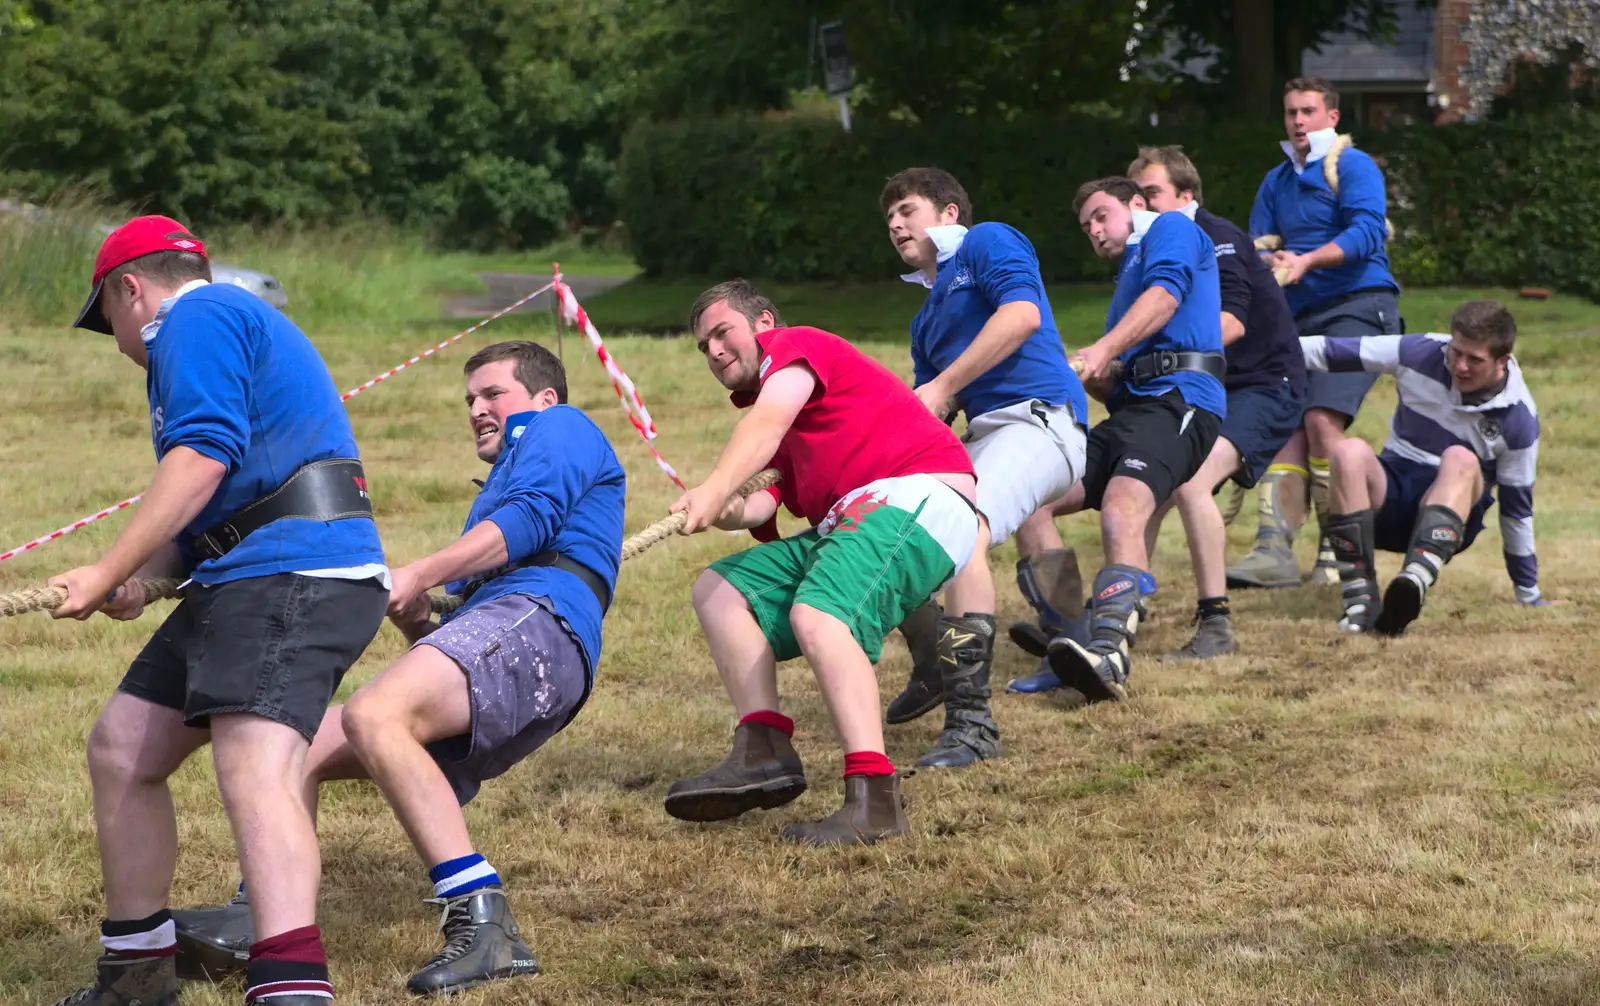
top-left (915, 613), bottom-right (1002, 768)
top-left (1047, 564), bottom-right (1145, 703)
top-left (173, 887), bottom-right (251, 981)
top-left (663, 721), bottom-right (806, 821)
top-left (1007, 549), bottom-right (1084, 656)
top-left (886, 599), bottom-right (944, 724)
top-left (1325, 510), bottom-right (1379, 632)
top-left (49, 954), bottom-right (178, 1006)
top-left (780, 774), bottom-right (908, 847)
top-left (406, 887), bottom-right (539, 995)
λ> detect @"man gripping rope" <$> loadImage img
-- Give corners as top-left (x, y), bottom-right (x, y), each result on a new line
top-left (1306, 300), bottom-right (1551, 634)
top-left (44, 216), bottom-right (390, 1006)
top-left (170, 342), bottom-right (624, 995)
top-left (1229, 76), bottom-right (1403, 590)
top-left (1013, 178), bottom-right (1224, 703)
top-left (663, 281), bottom-right (979, 845)
top-left (1126, 146), bottom-right (1307, 659)
top-left (880, 167), bottom-right (1090, 764)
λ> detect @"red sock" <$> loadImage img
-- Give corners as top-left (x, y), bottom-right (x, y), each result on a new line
top-left (247, 925), bottom-right (332, 1000)
top-left (843, 750), bottom-right (895, 777)
top-left (739, 709), bottom-right (794, 736)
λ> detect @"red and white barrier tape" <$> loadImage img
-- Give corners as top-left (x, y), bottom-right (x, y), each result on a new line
top-left (552, 264), bottom-right (685, 489)
top-left (1, 279), bottom-right (563, 565)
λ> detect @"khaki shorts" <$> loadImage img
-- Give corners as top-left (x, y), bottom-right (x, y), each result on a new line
top-left (964, 400), bottom-right (1087, 545)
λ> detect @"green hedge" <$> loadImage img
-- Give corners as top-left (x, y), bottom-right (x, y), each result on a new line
top-left (618, 111), bottom-right (1600, 302)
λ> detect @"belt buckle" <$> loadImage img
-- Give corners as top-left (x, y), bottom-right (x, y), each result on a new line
top-left (199, 524), bottom-right (241, 560)
top-left (1158, 351), bottom-right (1178, 377)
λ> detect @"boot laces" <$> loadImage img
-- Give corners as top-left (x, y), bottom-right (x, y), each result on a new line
top-left (422, 894), bottom-right (482, 967)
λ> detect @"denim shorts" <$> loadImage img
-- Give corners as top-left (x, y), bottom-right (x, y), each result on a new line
top-left (120, 574), bottom-right (388, 742)
top-left (419, 593), bottom-right (591, 805)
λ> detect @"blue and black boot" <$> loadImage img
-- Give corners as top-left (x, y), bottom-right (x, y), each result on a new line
top-left (1325, 510), bottom-right (1380, 632)
top-left (1046, 564), bottom-right (1146, 703)
top-left (1007, 549), bottom-right (1084, 658)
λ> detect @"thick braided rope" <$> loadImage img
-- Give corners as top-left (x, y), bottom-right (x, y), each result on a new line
top-left (0, 577), bottom-right (185, 617)
top-left (426, 468), bottom-right (784, 617)
top-left (1254, 134), bottom-right (1393, 286)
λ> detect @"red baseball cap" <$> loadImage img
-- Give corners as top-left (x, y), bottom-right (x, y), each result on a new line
top-left (74, 215), bottom-right (208, 334)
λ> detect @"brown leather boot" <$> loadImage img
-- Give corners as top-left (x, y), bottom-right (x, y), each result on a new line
top-left (780, 774), bottom-right (908, 847)
top-left (663, 721), bottom-right (806, 822)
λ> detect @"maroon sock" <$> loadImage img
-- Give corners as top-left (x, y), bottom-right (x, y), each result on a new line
top-left (246, 925), bottom-right (333, 1000)
top-left (739, 709), bottom-right (794, 736)
top-left (843, 751), bottom-right (895, 777)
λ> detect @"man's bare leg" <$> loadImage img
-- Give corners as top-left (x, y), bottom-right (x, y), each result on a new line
top-left (1305, 407), bottom-right (1358, 585)
top-left (916, 519), bottom-right (1002, 769)
top-left (1166, 438), bottom-right (1245, 660)
top-left (1322, 433), bottom-right (1388, 631)
top-left (781, 604), bottom-right (907, 846)
top-left (1227, 428), bottom-right (1310, 588)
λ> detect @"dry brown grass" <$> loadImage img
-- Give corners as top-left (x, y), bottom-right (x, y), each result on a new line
top-left (0, 300), bottom-right (1596, 1005)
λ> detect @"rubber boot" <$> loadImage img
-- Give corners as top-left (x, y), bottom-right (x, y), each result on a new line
top-left (780, 774), bottom-right (908, 847)
top-left (1325, 510), bottom-right (1379, 632)
top-left (663, 721), bottom-right (806, 821)
top-left (407, 887), bottom-right (540, 995)
top-left (1226, 469), bottom-right (1304, 589)
top-left (1375, 504), bottom-right (1465, 637)
top-left (48, 954), bottom-right (178, 1006)
top-left (915, 614), bottom-right (1002, 768)
top-left (1007, 549), bottom-right (1084, 656)
top-left (173, 887), bottom-right (251, 981)
top-left (885, 599), bottom-right (944, 724)
top-left (1047, 564), bottom-right (1145, 703)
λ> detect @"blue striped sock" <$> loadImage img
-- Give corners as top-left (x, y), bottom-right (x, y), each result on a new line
top-left (429, 854), bottom-right (500, 898)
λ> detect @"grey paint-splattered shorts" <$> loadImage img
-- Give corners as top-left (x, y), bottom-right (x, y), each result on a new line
top-left (419, 593), bottom-right (590, 805)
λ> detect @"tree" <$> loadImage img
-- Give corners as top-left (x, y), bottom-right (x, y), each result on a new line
top-left (1140, 0), bottom-right (1423, 118)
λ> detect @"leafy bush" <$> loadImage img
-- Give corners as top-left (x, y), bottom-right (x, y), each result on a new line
top-left (620, 111), bottom-right (1600, 301)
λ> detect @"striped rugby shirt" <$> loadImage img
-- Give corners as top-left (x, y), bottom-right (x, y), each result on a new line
top-left (1302, 333), bottom-right (1540, 599)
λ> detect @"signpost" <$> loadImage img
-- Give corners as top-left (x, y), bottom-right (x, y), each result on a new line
top-left (818, 20), bottom-right (854, 133)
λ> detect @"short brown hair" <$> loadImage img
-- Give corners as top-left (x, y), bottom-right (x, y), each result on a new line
top-left (1072, 176), bottom-right (1143, 216)
top-left (688, 278), bottom-right (785, 334)
top-left (1127, 145), bottom-right (1204, 204)
top-left (1284, 76), bottom-right (1339, 111)
top-left (879, 167), bottom-right (973, 227)
top-left (105, 249), bottom-right (212, 289)
top-left (464, 340), bottom-right (567, 403)
top-left (1450, 300), bottom-right (1518, 357)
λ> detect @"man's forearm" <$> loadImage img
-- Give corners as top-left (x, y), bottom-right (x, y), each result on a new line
top-left (1301, 241), bottom-right (1346, 272)
top-left (1097, 286), bottom-right (1179, 358)
top-left (412, 520), bottom-right (512, 588)
top-left (935, 300), bottom-right (1041, 395)
top-left (99, 447), bottom-right (225, 584)
top-left (1221, 313), bottom-right (1246, 347)
top-left (706, 412), bottom-right (786, 497)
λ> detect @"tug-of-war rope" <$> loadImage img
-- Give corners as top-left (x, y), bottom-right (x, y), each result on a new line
top-left (0, 470), bottom-right (783, 618)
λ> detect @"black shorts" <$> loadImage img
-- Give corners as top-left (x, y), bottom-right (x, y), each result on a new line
top-left (1373, 455), bottom-right (1493, 555)
top-left (1082, 390), bottom-right (1223, 510)
top-left (120, 573), bottom-right (388, 742)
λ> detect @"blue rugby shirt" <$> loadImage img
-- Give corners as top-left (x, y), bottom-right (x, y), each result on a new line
top-left (442, 405), bottom-right (626, 680)
top-left (1250, 133), bottom-right (1399, 317)
top-left (906, 222), bottom-right (1088, 426)
top-left (1104, 210), bottom-right (1226, 418)
top-left (146, 282), bottom-right (386, 584)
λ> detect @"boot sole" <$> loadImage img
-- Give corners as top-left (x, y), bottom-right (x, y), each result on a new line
top-left (1224, 572), bottom-right (1302, 590)
top-left (1008, 623), bottom-right (1050, 657)
top-left (174, 931), bottom-right (249, 982)
top-left (663, 775), bottom-right (807, 822)
top-left (1047, 640), bottom-right (1124, 704)
top-left (1374, 576), bottom-right (1423, 636)
top-left (885, 688), bottom-right (943, 725)
top-left (780, 823), bottom-right (907, 847)
top-left (408, 962), bottom-right (540, 995)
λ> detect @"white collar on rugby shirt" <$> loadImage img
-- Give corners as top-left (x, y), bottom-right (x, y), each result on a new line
top-left (899, 224), bottom-right (969, 288)
top-left (1281, 127), bottom-right (1337, 175)
top-left (140, 279), bottom-right (211, 345)
top-left (1174, 201), bottom-right (1199, 221)
top-left (1124, 209), bottom-right (1160, 248)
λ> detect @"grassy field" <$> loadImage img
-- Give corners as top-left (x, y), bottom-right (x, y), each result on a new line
top-left (0, 262), bottom-right (1597, 1004)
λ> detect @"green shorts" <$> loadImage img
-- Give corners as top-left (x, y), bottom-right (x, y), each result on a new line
top-left (709, 474), bottom-right (978, 663)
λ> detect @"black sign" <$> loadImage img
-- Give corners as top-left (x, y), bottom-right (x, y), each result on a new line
top-left (819, 21), bottom-right (854, 97)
